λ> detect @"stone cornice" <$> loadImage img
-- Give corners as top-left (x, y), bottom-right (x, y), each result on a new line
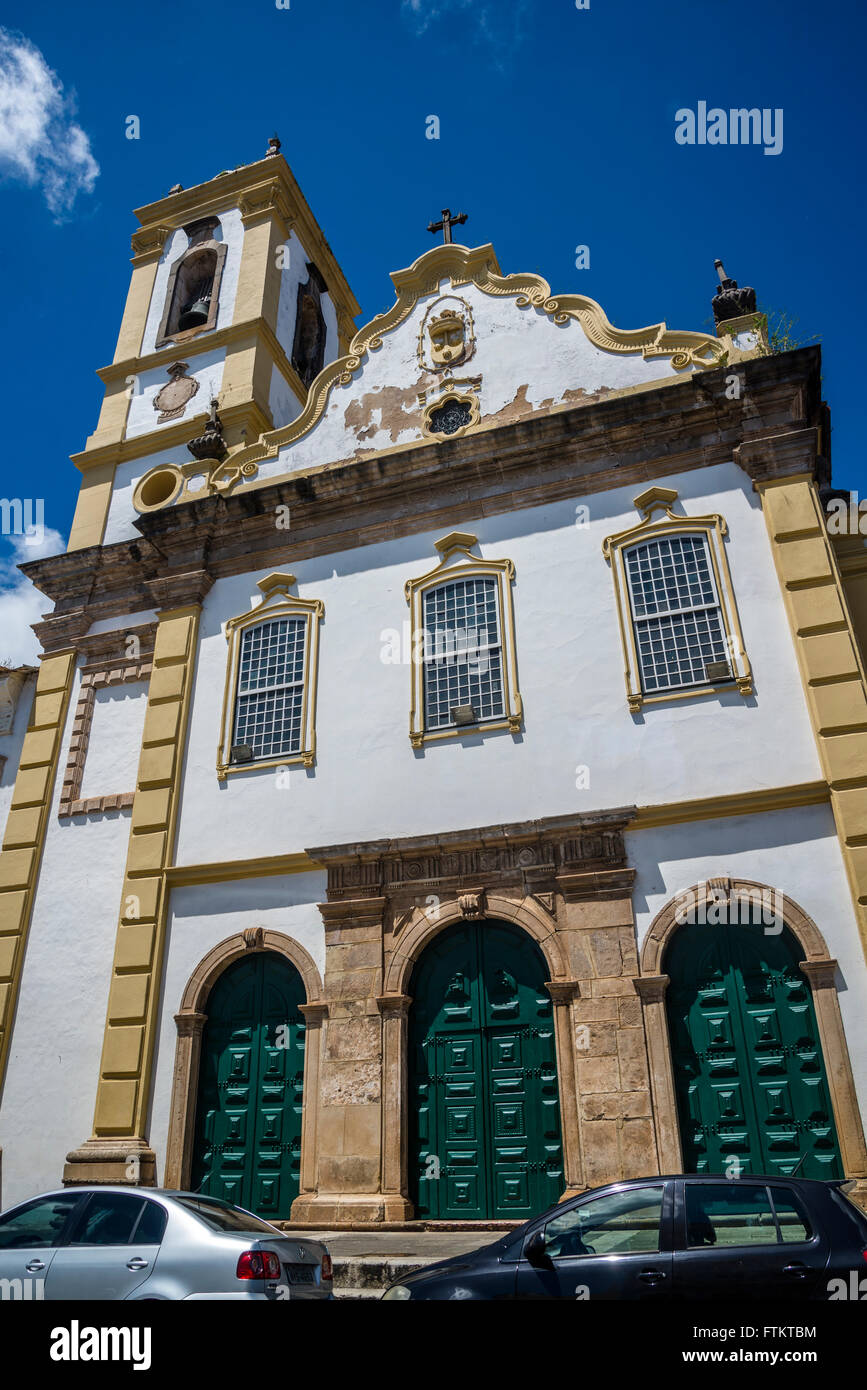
top-left (308, 811), bottom-right (636, 902)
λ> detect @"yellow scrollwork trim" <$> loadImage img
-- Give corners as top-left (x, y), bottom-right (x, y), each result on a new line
top-left (201, 242), bottom-right (729, 485)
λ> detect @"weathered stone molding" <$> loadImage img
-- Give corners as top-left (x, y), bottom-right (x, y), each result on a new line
top-left (308, 809), bottom-right (636, 905)
top-left (164, 930), bottom-right (324, 1191)
top-left (295, 811), bottom-right (647, 1223)
top-left (59, 628), bottom-right (156, 818)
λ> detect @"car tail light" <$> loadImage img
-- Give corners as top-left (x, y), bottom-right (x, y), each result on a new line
top-left (320, 1251), bottom-right (333, 1281)
top-left (236, 1250), bottom-right (282, 1280)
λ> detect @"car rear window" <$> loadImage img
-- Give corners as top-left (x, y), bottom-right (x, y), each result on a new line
top-left (829, 1185), bottom-right (867, 1239)
top-left (686, 1184), bottom-right (778, 1247)
top-left (769, 1187), bottom-right (813, 1243)
top-left (173, 1196), bottom-right (279, 1234)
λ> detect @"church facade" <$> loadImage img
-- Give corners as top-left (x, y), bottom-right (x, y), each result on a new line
top-left (1, 146), bottom-right (867, 1223)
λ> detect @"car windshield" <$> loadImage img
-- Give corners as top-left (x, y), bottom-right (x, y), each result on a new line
top-left (173, 1196), bottom-right (280, 1235)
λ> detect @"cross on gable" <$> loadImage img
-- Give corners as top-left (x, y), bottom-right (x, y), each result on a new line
top-left (428, 208), bottom-right (469, 245)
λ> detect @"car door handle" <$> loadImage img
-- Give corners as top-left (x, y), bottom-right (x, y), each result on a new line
top-left (126, 1257), bottom-right (149, 1271)
top-left (638, 1269), bottom-right (667, 1284)
top-left (782, 1263), bottom-right (808, 1277)
top-left (25, 1260), bottom-right (45, 1273)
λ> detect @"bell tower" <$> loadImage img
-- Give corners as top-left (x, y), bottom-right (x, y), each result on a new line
top-left (67, 138), bottom-right (360, 551)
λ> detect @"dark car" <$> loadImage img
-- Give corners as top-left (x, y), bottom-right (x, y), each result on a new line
top-left (381, 1175), bottom-right (867, 1300)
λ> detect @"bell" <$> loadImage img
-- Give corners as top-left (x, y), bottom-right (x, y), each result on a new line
top-left (178, 297), bottom-right (211, 330)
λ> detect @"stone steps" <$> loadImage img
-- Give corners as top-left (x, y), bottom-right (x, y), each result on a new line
top-left (282, 1229), bottom-right (513, 1300)
top-left (332, 1254), bottom-right (436, 1299)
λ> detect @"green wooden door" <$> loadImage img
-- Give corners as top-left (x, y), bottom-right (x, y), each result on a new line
top-left (191, 953), bottom-right (306, 1218)
top-left (409, 920), bottom-right (564, 1219)
top-left (665, 922), bottom-right (842, 1179)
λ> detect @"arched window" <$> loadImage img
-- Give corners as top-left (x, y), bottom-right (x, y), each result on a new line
top-left (405, 532), bottom-right (522, 747)
top-left (603, 486), bottom-right (752, 711)
top-left (218, 574), bottom-right (324, 777)
top-left (291, 264), bottom-right (328, 388)
top-left (157, 217), bottom-right (228, 347)
top-left (623, 532), bottom-right (728, 697)
top-left (422, 575), bottom-right (504, 731)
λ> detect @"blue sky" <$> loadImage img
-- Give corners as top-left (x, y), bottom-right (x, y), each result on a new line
top-left (1, 0), bottom-right (865, 659)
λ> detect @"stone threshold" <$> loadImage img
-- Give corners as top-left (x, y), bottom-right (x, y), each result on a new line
top-left (274, 1219), bottom-right (524, 1232)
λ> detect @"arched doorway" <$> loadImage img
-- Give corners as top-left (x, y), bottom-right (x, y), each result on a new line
top-left (190, 951), bottom-right (306, 1218)
top-left (408, 919), bottom-right (563, 1220)
top-left (664, 920), bottom-right (843, 1180)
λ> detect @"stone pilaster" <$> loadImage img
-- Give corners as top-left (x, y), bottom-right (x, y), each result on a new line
top-left (633, 974), bottom-right (682, 1174)
top-left (756, 471), bottom-right (867, 968)
top-left (558, 876), bottom-right (659, 1188)
top-left (64, 595), bottom-right (206, 1187)
top-left (294, 1001), bottom-right (328, 1210)
top-left (377, 993), bottom-right (414, 1220)
top-left (0, 650), bottom-right (77, 1094)
top-left (545, 980), bottom-right (584, 1197)
top-left (163, 1011), bottom-right (206, 1191)
top-left (291, 897), bottom-right (388, 1224)
top-left (800, 959), bottom-right (867, 1179)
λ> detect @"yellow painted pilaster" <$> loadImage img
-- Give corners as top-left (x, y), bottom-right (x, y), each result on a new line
top-left (64, 605), bottom-right (201, 1184)
top-left (0, 651), bottom-right (76, 1094)
top-left (757, 473), bottom-right (867, 966)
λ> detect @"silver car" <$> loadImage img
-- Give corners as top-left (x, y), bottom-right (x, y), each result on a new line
top-left (0, 1187), bottom-right (332, 1300)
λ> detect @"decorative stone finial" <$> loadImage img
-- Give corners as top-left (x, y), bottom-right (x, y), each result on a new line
top-left (712, 258), bottom-right (757, 325)
top-left (187, 397), bottom-right (228, 462)
top-left (266, 133), bottom-right (281, 157)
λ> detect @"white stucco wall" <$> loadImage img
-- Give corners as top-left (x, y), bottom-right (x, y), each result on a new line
top-left (627, 802), bottom-right (867, 1121)
top-left (125, 348), bottom-right (225, 441)
top-left (173, 461), bottom-right (821, 866)
top-left (268, 363), bottom-right (303, 431)
top-left (147, 871), bottom-right (327, 1183)
top-left (0, 673), bottom-right (35, 844)
top-left (79, 681), bottom-right (149, 801)
top-left (0, 664), bottom-right (132, 1208)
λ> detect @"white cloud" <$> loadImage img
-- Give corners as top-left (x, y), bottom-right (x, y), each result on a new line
top-left (0, 28), bottom-right (98, 219)
top-left (401, 0), bottom-right (530, 51)
top-left (0, 529), bottom-right (64, 666)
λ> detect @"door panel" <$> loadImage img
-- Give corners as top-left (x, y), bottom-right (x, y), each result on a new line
top-left (409, 920), bottom-right (563, 1220)
top-left (0, 1194), bottom-right (82, 1299)
top-left (516, 1183), bottom-right (673, 1300)
top-left (191, 953), bottom-right (306, 1218)
top-left (666, 923), bottom-right (842, 1180)
top-left (672, 1180), bottom-right (829, 1300)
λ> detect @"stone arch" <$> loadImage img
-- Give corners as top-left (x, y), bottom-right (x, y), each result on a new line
top-left (640, 878), bottom-right (831, 976)
top-left (179, 928), bottom-right (323, 1014)
top-left (636, 878), bottom-right (867, 1181)
top-left (384, 892), bottom-right (568, 998)
top-left (164, 930), bottom-right (325, 1191)
top-left (378, 894), bottom-right (582, 1218)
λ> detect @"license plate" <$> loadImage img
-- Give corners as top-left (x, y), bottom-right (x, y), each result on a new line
top-left (284, 1264), bottom-right (315, 1284)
